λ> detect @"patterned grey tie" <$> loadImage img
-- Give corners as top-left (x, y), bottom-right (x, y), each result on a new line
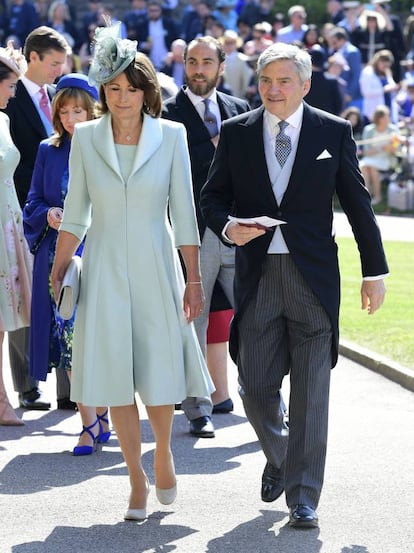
top-left (203, 98), bottom-right (218, 138)
top-left (275, 120), bottom-right (292, 167)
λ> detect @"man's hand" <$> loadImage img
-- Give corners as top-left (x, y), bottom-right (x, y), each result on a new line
top-left (226, 221), bottom-right (266, 245)
top-left (361, 279), bottom-right (386, 315)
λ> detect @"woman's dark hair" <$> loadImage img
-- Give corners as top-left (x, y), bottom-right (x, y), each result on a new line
top-left (98, 52), bottom-right (162, 118)
top-left (50, 88), bottom-right (97, 146)
top-left (0, 61), bottom-right (14, 82)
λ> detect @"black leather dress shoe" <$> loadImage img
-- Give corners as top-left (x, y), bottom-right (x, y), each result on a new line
top-left (19, 388), bottom-right (51, 410)
top-left (189, 416), bottom-right (215, 438)
top-left (212, 398), bottom-right (234, 414)
top-left (261, 461), bottom-right (285, 502)
top-left (288, 504), bottom-right (319, 529)
top-left (57, 398), bottom-right (77, 410)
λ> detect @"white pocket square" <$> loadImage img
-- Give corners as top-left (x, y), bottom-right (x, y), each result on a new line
top-left (316, 149), bottom-right (332, 160)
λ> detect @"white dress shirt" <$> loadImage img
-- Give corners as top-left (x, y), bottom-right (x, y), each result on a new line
top-left (263, 104), bottom-right (303, 253)
top-left (185, 87), bottom-right (222, 128)
top-left (20, 75), bottom-right (53, 136)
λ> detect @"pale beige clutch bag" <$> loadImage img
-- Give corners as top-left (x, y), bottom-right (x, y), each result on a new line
top-left (57, 256), bottom-right (82, 320)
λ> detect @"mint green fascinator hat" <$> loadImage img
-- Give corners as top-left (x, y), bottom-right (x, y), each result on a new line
top-left (88, 22), bottom-right (138, 86)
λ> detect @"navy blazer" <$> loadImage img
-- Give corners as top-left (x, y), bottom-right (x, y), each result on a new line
top-left (200, 103), bottom-right (388, 366)
top-left (3, 80), bottom-right (55, 207)
top-left (162, 87), bottom-right (250, 237)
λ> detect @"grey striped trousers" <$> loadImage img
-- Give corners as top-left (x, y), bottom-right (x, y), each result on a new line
top-left (238, 254), bottom-right (332, 509)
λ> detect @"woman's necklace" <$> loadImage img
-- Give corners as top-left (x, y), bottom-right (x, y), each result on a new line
top-left (113, 120), bottom-right (142, 144)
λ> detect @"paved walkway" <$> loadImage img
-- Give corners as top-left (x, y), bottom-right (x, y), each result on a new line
top-left (1, 354), bottom-right (414, 553)
top-left (1, 212), bottom-right (413, 553)
top-left (333, 211), bottom-right (414, 242)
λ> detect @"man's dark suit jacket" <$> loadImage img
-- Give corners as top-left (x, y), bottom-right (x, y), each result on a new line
top-left (162, 87), bottom-right (249, 238)
top-left (305, 72), bottom-right (343, 116)
top-left (3, 80), bottom-right (55, 208)
top-left (200, 102), bottom-right (388, 366)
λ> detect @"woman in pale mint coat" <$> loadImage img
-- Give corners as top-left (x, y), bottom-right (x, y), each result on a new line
top-left (51, 24), bottom-right (214, 522)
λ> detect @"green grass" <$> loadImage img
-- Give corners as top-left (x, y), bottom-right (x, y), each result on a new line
top-left (337, 237), bottom-right (414, 370)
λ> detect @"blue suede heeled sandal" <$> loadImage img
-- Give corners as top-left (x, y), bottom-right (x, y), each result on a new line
top-left (97, 409), bottom-right (111, 443)
top-left (73, 419), bottom-right (99, 456)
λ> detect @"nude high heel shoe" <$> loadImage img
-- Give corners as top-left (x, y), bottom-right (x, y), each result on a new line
top-left (0, 393), bottom-right (24, 426)
top-left (124, 478), bottom-right (150, 521)
top-left (155, 453), bottom-right (177, 505)
top-left (156, 484), bottom-right (177, 505)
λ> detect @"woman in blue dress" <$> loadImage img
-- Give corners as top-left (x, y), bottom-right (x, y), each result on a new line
top-left (23, 74), bottom-right (110, 454)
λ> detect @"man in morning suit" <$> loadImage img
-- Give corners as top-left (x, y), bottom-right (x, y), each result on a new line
top-left (3, 26), bottom-right (71, 410)
top-left (200, 42), bottom-right (388, 528)
top-left (162, 36), bottom-right (249, 437)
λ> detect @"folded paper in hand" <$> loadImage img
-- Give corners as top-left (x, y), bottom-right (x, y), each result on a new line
top-left (57, 256), bottom-right (82, 320)
top-left (228, 215), bottom-right (286, 228)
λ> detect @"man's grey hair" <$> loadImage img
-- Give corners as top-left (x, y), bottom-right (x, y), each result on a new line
top-left (256, 42), bottom-right (312, 84)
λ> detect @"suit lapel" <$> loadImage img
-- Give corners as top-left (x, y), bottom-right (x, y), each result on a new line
top-left (16, 81), bottom-right (49, 137)
top-left (92, 113), bottom-right (162, 181)
top-left (217, 91), bottom-right (243, 119)
top-left (93, 114), bottom-right (122, 179)
top-left (129, 114), bottom-right (162, 177)
top-left (175, 89), bottom-right (210, 141)
top-left (281, 104), bottom-right (323, 206)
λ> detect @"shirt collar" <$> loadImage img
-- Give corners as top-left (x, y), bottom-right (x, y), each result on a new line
top-left (21, 75), bottom-right (47, 98)
top-left (185, 86), bottom-right (218, 108)
top-left (264, 103), bottom-right (304, 135)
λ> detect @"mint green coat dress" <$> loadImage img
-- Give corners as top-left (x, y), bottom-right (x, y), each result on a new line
top-left (60, 113), bottom-right (214, 406)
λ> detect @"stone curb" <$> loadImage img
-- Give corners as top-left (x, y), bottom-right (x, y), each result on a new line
top-left (339, 339), bottom-right (414, 392)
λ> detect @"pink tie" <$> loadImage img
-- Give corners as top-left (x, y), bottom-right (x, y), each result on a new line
top-left (39, 88), bottom-right (52, 123)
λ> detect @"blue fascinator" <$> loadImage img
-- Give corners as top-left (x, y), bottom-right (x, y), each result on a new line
top-left (88, 22), bottom-right (138, 86)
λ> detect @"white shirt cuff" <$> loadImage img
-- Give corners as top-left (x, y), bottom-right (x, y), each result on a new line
top-left (363, 273), bottom-right (389, 281)
top-left (221, 221), bottom-right (235, 244)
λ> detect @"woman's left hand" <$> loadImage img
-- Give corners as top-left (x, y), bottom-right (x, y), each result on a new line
top-left (183, 282), bottom-right (205, 323)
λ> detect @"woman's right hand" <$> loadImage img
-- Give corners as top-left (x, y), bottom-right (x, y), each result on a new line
top-left (47, 207), bottom-right (63, 230)
top-left (50, 230), bottom-right (81, 302)
top-left (51, 262), bottom-right (66, 303)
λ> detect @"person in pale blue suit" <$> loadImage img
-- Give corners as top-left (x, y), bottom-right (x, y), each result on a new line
top-left (51, 23), bottom-right (214, 522)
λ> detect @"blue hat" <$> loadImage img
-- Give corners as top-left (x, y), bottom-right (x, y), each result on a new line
top-left (56, 73), bottom-right (99, 100)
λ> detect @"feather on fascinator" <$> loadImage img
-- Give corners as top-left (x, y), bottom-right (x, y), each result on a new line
top-left (88, 22), bottom-right (138, 86)
top-left (0, 41), bottom-right (27, 77)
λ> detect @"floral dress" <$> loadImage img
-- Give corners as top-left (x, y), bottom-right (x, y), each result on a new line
top-left (0, 113), bottom-right (32, 332)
